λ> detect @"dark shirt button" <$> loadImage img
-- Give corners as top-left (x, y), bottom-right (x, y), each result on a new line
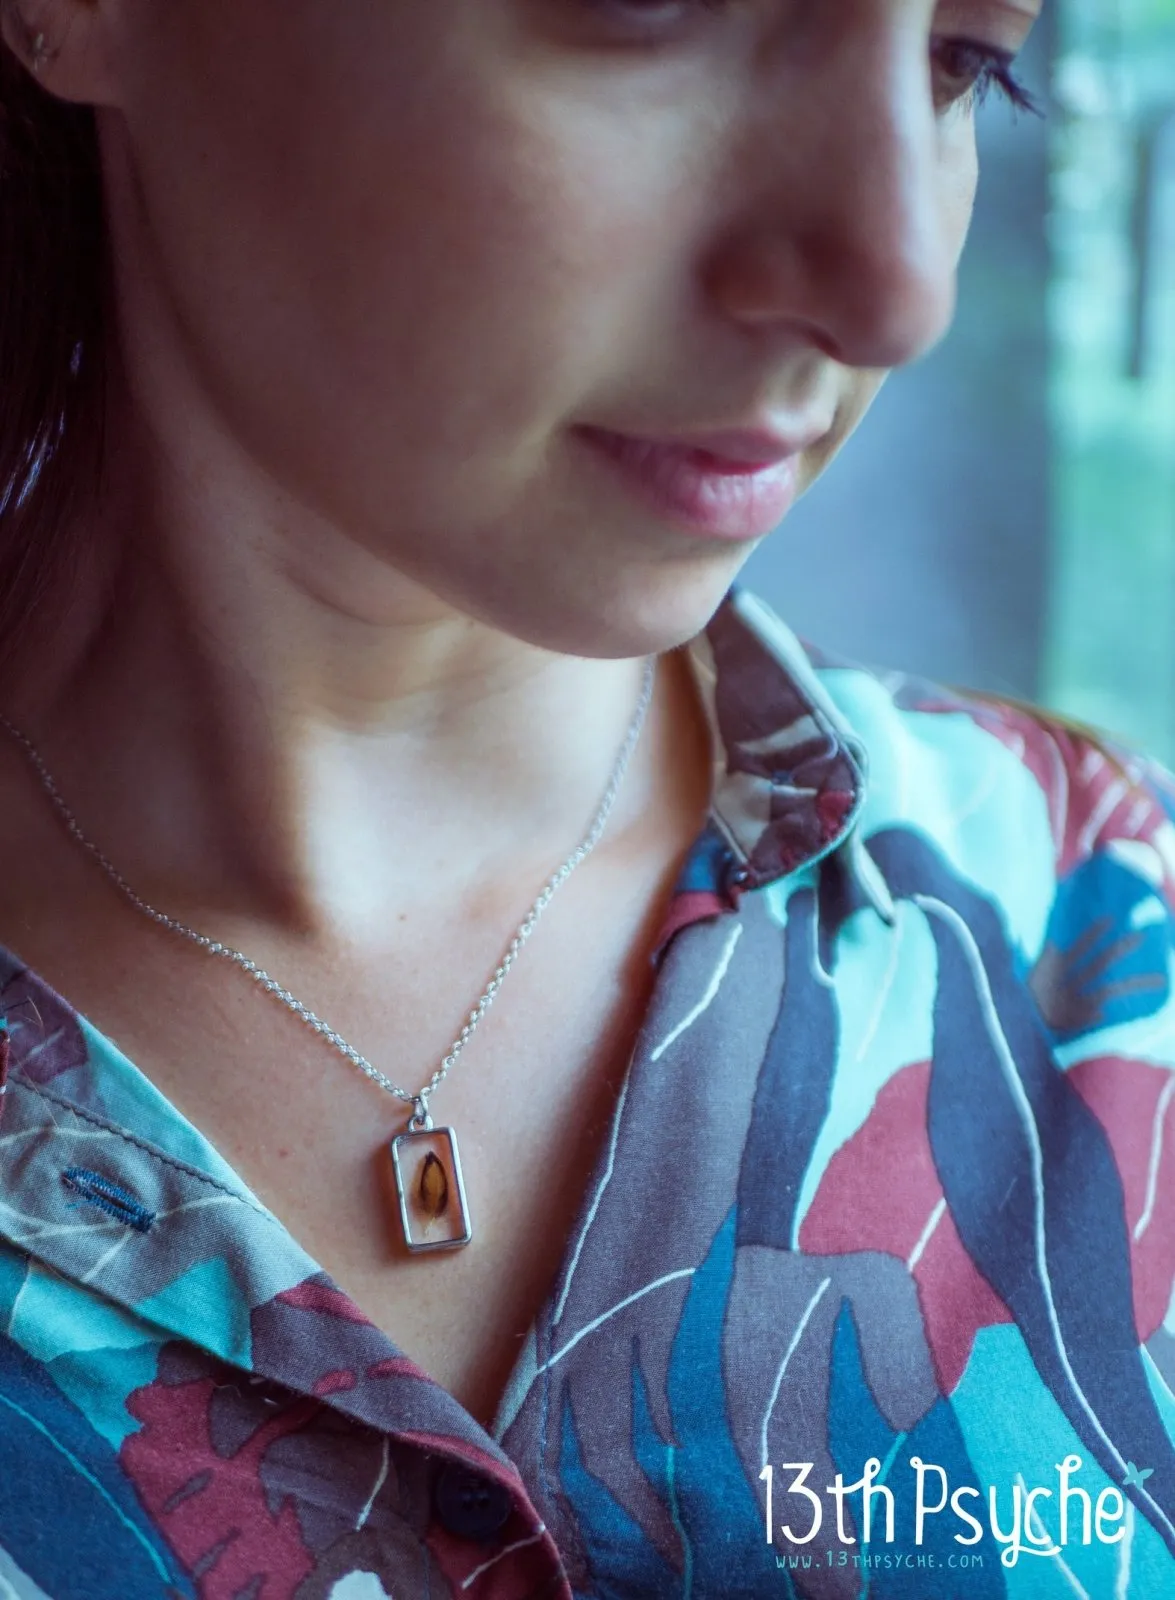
top-left (433, 1462), bottom-right (514, 1542)
top-left (725, 861), bottom-right (752, 897)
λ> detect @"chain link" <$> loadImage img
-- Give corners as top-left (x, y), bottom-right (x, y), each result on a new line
top-left (0, 656), bottom-right (656, 1119)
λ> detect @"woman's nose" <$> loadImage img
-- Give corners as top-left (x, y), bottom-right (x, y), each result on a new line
top-left (701, 35), bottom-right (969, 373)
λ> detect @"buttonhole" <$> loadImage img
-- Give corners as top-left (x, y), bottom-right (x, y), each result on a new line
top-left (61, 1167), bottom-right (156, 1233)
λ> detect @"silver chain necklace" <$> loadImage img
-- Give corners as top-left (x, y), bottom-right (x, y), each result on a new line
top-left (0, 657), bottom-right (656, 1254)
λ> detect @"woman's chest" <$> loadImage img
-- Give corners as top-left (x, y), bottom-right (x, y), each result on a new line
top-left (1, 880), bottom-right (663, 1429)
top-left (200, 997), bottom-right (641, 1432)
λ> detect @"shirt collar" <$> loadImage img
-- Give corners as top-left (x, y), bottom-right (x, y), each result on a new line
top-left (689, 584), bottom-right (894, 924)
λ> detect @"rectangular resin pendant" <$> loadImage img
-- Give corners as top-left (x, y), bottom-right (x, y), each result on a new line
top-left (389, 1124), bottom-right (473, 1252)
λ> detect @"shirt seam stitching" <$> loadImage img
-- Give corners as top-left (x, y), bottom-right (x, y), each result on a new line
top-left (7, 1070), bottom-right (275, 1220)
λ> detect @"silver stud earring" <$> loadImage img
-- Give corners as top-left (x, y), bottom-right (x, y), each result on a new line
top-left (31, 31), bottom-right (52, 74)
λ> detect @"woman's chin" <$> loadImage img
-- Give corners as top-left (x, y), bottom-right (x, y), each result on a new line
top-left (451, 557), bottom-right (752, 662)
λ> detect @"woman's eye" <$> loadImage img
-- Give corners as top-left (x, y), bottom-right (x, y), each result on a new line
top-left (932, 38), bottom-right (1041, 117)
top-left (567, 4), bottom-right (1043, 126)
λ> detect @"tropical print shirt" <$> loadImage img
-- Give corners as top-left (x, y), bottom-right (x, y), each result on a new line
top-left (4, 584), bottom-right (1175, 1600)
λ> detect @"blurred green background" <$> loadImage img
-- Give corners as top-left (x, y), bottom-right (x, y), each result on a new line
top-left (1045, 0), bottom-right (1175, 762)
top-left (746, 0), bottom-right (1175, 767)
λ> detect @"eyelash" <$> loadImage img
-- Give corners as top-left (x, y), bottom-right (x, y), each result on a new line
top-left (573, 1), bottom-right (1043, 120)
top-left (934, 38), bottom-right (1041, 117)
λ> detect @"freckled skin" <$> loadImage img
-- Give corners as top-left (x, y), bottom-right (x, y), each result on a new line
top-left (21, 0), bottom-right (1014, 660)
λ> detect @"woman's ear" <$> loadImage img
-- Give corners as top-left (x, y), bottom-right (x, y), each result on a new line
top-left (1, 0), bottom-right (121, 107)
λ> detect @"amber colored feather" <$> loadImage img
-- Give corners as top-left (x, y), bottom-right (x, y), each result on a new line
top-left (417, 1152), bottom-right (450, 1219)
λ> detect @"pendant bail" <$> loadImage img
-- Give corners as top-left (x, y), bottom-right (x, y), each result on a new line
top-left (408, 1094), bottom-right (432, 1132)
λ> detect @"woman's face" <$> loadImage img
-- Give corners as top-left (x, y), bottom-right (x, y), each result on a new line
top-left (86, 0), bottom-right (1040, 655)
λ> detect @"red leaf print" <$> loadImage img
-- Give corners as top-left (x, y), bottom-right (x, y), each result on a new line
top-left (1067, 1055), bottom-right (1175, 1342)
top-left (275, 1281), bottom-right (375, 1324)
top-left (425, 1513), bottom-right (561, 1600)
top-left (799, 1061), bottom-right (1011, 1395)
top-left (122, 1371), bottom-right (318, 1599)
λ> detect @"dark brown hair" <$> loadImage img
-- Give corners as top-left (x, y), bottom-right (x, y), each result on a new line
top-left (0, 32), bottom-right (106, 671)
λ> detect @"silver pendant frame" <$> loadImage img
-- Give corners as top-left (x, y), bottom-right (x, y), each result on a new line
top-left (389, 1123), bottom-right (473, 1253)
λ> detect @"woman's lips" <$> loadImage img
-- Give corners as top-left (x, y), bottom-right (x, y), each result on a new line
top-left (574, 425), bottom-right (802, 542)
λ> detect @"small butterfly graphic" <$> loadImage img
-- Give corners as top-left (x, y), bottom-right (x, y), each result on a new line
top-left (1123, 1462), bottom-right (1154, 1488)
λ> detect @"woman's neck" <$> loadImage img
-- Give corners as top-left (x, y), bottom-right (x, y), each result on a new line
top-left (4, 502), bottom-right (708, 945)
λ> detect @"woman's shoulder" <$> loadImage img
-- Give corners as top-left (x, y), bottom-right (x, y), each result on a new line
top-left (716, 587), bottom-right (1175, 998)
top-left (856, 651), bottom-right (1169, 884)
top-left (747, 593), bottom-right (1175, 914)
